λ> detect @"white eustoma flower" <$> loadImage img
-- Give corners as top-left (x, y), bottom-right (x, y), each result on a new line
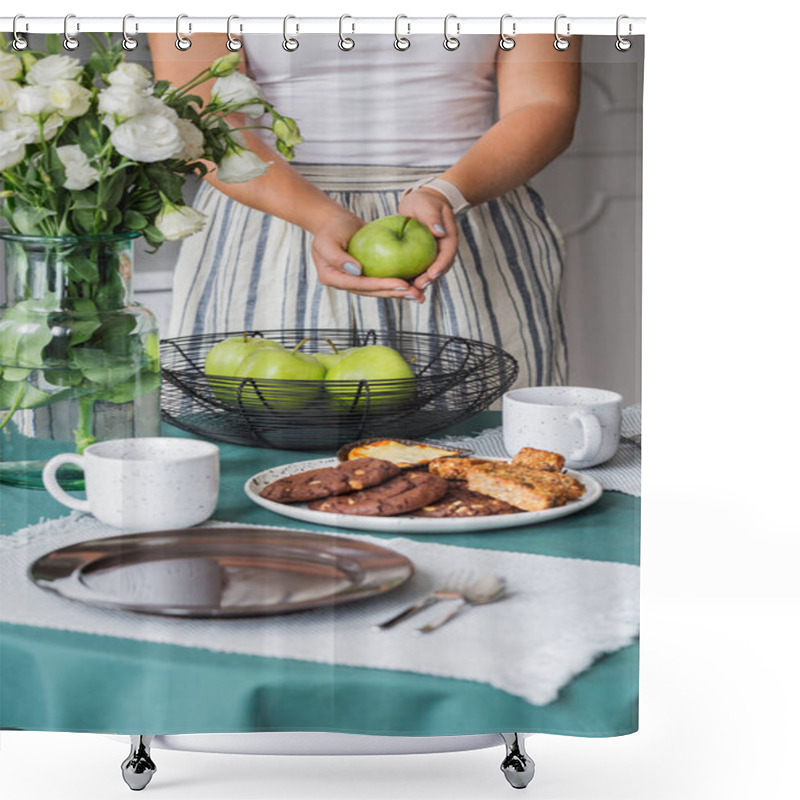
top-left (154, 204), bottom-right (207, 240)
top-left (211, 72), bottom-right (266, 118)
top-left (0, 79), bottom-right (20, 111)
top-left (98, 85), bottom-right (148, 121)
top-left (0, 130), bottom-right (26, 170)
top-left (175, 119), bottom-right (205, 161)
top-left (56, 145), bottom-right (100, 190)
top-left (27, 54), bottom-right (81, 85)
top-left (48, 80), bottom-right (92, 120)
top-left (110, 114), bottom-right (183, 163)
top-left (216, 147), bottom-right (270, 183)
top-left (0, 52), bottom-right (23, 81)
top-left (141, 95), bottom-right (180, 123)
top-left (106, 63), bottom-right (153, 91)
top-left (16, 85), bottom-right (57, 116)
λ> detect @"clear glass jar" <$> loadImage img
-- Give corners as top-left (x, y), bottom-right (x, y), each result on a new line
top-left (0, 232), bottom-right (160, 489)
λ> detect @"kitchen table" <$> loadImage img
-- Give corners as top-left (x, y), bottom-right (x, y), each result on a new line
top-left (0, 412), bottom-right (639, 736)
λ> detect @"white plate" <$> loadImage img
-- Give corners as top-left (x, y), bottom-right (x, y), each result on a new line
top-left (244, 458), bottom-right (602, 534)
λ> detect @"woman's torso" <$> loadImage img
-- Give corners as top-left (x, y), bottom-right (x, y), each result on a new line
top-left (243, 34), bottom-right (499, 167)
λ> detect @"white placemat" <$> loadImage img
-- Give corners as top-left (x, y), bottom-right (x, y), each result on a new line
top-left (434, 404), bottom-right (642, 497)
top-left (0, 515), bottom-right (639, 707)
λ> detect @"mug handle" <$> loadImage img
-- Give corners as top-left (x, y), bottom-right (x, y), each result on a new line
top-left (42, 453), bottom-right (91, 513)
top-left (570, 412), bottom-right (603, 464)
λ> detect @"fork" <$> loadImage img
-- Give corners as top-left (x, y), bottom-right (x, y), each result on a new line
top-left (376, 570), bottom-right (473, 630)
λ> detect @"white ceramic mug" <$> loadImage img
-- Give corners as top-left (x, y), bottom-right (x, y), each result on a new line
top-left (503, 387), bottom-right (623, 469)
top-left (43, 438), bottom-right (220, 531)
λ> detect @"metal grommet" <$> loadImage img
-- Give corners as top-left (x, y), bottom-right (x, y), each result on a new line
top-left (553, 14), bottom-right (570, 51)
top-left (175, 14), bottom-right (192, 51)
top-left (227, 15), bottom-right (243, 51)
top-left (443, 14), bottom-right (460, 51)
top-left (122, 14), bottom-right (138, 51)
top-left (394, 14), bottom-right (410, 51)
top-left (499, 13), bottom-right (516, 51)
top-left (615, 15), bottom-right (632, 52)
top-left (12, 14), bottom-right (28, 51)
top-left (338, 14), bottom-right (355, 51)
top-left (63, 13), bottom-right (79, 51)
top-left (282, 15), bottom-right (299, 51)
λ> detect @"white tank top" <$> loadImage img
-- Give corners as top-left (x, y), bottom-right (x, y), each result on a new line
top-left (243, 34), bottom-right (499, 167)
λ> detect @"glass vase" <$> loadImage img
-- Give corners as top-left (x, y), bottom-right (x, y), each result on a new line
top-left (0, 232), bottom-right (161, 489)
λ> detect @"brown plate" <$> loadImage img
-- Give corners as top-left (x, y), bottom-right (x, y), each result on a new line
top-left (29, 527), bottom-right (414, 618)
top-left (336, 438), bottom-right (472, 468)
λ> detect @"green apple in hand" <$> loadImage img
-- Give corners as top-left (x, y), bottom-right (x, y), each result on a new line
top-left (325, 345), bottom-right (416, 409)
top-left (347, 216), bottom-right (437, 280)
top-left (236, 339), bottom-right (325, 409)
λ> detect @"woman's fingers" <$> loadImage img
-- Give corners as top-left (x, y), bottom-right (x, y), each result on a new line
top-left (412, 205), bottom-right (459, 289)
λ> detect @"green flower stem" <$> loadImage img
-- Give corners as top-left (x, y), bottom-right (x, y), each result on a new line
top-left (0, 383), bottom-right (26, 433)
top-left (74, 394), bottom-right (99, 453)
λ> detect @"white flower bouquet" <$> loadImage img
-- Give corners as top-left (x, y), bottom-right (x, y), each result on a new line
top-left (0, 36), bottom-right (302, 474)
top-left (0, 36), bottom-right (301, 244)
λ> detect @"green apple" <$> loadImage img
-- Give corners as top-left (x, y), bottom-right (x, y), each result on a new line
top-left (204, 335), bottom-right (281, 378)
top-left (309, 339), bottom-right (356, 371)
top-left (325, 345), bottom-right (416, 409)
top-left (347, 216), bottom-right (437, 280)
top-left (204, 335), bottom-right (280, 401)
top-left (236, 340), bottom-right (325, 409)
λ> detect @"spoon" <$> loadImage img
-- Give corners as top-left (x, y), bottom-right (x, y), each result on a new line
top-left (417, 575), bottom-right (507, 633)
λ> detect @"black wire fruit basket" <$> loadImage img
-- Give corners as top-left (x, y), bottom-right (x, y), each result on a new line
top-left (160, 329), bottom-right (518, 450)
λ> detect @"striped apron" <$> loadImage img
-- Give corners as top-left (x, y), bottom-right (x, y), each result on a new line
top-left (168, 164), bottom-right (568, 389)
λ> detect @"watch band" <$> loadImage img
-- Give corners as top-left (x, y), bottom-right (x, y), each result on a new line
top-left (402, 177), bottom-right (471, 215)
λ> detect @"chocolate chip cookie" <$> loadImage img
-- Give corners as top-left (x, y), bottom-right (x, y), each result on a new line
top-left (411, 481), bottom-right (522, 517)
top-left (308, 471), bottom-right (449, 516)
top-left (259, 458), bottom-right (401, 504)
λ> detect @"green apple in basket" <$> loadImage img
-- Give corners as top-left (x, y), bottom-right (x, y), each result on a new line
top-left (204, 334), bottom-right (283, 402)
top-left (347, 216), bottom-right (437, 280)
top-left (235, 339), bottom-right (325, 409)
top-left (325, 345), bottom-right (416, 410)
top-left (310, 339), bottom-right (357, 370)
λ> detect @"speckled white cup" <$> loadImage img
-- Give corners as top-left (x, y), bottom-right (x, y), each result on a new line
top-left (503, 387), bottom-right (623, 469)
top-left (43, 438), bottom-right (220, 532)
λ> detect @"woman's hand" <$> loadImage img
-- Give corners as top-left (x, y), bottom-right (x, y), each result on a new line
top-left (398, 188), bottom-right (459, 292)
top-left (310, 209), bottom-right (426, 302)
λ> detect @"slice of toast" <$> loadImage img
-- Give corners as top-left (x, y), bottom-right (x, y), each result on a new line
top-left (464, 463), bottom-right (585, 512)
top-left (511, 447), bottom-right (566, 474)
top-left (428, 457), bottom-right (496, 481)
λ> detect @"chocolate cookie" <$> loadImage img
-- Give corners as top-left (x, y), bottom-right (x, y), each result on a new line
top-left (308, 471), bottom-right (449, 516)
top-left (260, 458), bottom-right (400, 504)
top-left (411, 481), bottom-right (522, 517)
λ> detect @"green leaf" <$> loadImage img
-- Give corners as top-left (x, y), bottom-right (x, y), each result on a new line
top-left (0, 297), bottom-right (57, 369)
top-left (66, 253), bottom-right (99, 283)
top-left (0, 377), bottom-right (78, 412)
top-left (71, 348), bottom-right (140, 386)
top-left (123, 210), bottom-right (149, 231)
top-left (11, 207), bottom-right (57, 235)
top-left (153, 80), bottom-right (170, 98)
top-left (100, 370), bottom-right (160, 404)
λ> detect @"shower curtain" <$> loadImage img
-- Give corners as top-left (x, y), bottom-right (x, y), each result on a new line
top-left (0, 19), bottom-right (643, 741)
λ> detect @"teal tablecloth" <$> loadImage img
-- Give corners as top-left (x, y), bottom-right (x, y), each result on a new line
top-left (0, 412), bottom-right (639, 737)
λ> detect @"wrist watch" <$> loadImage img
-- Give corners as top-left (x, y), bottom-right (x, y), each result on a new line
top-left (401, 177), bottom-right (471, 215)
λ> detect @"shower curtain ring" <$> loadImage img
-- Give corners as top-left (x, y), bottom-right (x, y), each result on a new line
top-left (175, 14), bottom-right (192, 51)
top-left (12, 15), bottom-right (28, 51)
top-left (282, 15), bottom-right (299, 51)
top-left (499, 14), bottom-right (516, 50)
top-left (394, 15), bottom-right (410, 51)
top-left (615, 15), bottom-right (633, 51)
top-left (227, 15), bottom-right (243, 51)
top-left (122, 15), bottom-right (138, 51)
top-left (338, 15), bottom-right (355, 50)
top-left (443, 14), bottom-right (460, 51)
top-left (63, 14), bottom-right (79, 51)
top-left (553, 14), bottom-right (570, 51)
